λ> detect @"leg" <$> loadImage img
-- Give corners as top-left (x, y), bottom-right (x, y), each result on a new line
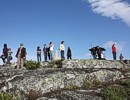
top-left (114, 52), bottom-right (116, 60)
top-left (50, 52), bottom-right (53, 61)
top-left (112, 52), bottom-right (114, 60)
top-left (63, 50), bottom-right (65, 59)
top-left (7, 57), bottom-right (10, 64)
top-left (45, 53), bottom-right (47, 61)
top-left (40, 54), bottom-right (41, 62)
top-left (61, 50), bottom-right (63, 59)
top-left (17, 55), bottom-right (21, 69)
top-left (37, 55), bottom-right (39, 62)
top-left (67, 55), bottom-right (69, 59)
top-left (21, 58), bottom-right (23, 68)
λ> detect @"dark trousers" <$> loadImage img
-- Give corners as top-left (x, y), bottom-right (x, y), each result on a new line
top-left (113, 52), bottom-right (116, 60)
top-left (67, 55), bottom-right (72, 59)
top-left (48, 52), bottom-right (50, 60)
top-left (37, 54), bottom-right (41, 62)
top-left (44, 52), bottom-right (47, 61)
top-left (98, 53), bottom-right (101, 59)
top-left (61, 50), bottom-right (65, 59)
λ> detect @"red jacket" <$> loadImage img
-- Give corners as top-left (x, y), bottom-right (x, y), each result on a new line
top-left (112, 44), bottom-right (116, 52)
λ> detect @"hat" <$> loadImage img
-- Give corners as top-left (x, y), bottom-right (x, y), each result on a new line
top-left (20, 43), bottom-right (23, 46)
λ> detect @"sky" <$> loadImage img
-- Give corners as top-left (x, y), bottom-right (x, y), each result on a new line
top-left (0, 0), bottom-right (130, 64)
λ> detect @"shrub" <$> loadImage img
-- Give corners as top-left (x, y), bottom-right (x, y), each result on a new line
top-left (92, 79), bottom-right (101, 87)
top-left (82, 80), bottom-right (92, 89)
top-left (123, 79), bottom-right (130, 88)
top-left (47, 60), bottom-right (62, 68)
top-left (26, 89), bottom-right (43, 100)
top-left (54, 60), bottom-right (62, 68)
top-left (64, 84), bottom-right (79, 90)
top-left (0, 93), bottom-right (17, 100)
top-left (101, 85), bottom-right (127, 100)
top-left (24, 60), bottom-right (40, 70)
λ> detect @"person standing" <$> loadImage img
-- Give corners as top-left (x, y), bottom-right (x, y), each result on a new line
top-left (67, 47), bottom-right (72, 59)
top-left (16, 43), bottom-right (26, 69)
top-left (2, 44), bottom-right (8, 65)
top-left (43, 44), bottom-right (47, 62)
top-left (112, 43), bottom-right (116, 60)
top-left (37, 46), bottom-right (41, 62)
top-left (97, 47), bottom-right (102, 59)
top-left (60, 41), bottom-right (65, 60)
top-left (47, 47), bottom-right (50, 61)
top-left (91, 47), bottom-right (97, 59)
top-left (49, 42), bottom-right (54, 61)
top-left (119, 53), bottom-right (124, 61)
top-left (7, 48), bottom-right (13, 65)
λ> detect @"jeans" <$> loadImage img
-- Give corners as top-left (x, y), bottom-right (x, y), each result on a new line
top-left (61, 50), bottom-right (65, 59)
top-left (7, 56), bottom-right (11, 64)
top-left (37, 54), bottom-right (41, 62)
top-left (113, 52), bottom-right (116, 60)
top-left (93, 55), bottom-right (97, 59)
top-left (50, 51), bottom-right (54, 61)
top-left (44, 52), bottom-right (47, 61)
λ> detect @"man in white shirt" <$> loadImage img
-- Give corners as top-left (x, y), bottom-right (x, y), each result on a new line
top-left (60, 41), bottom-right (65, 60)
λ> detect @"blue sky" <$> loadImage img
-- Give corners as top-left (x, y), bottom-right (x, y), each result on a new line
top-left (0, 0), bottom-right (130, 64)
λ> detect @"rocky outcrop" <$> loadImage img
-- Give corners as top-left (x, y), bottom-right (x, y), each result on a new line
top-left (0, 60), bottom-right (128, 100)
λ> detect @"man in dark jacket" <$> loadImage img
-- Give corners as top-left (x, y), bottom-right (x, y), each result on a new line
top-left (2, 44), bottom-right (8, 65)
top-left (43, 44), bottom-right (47, 62)
top-left (16, 43), bottom-right (26, 69)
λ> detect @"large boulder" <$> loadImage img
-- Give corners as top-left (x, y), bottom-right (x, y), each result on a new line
top-left (0, 60), bottom-right (127, 100)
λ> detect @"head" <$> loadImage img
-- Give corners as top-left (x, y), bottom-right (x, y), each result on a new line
top-left (68, 47), bottom-right (70, 49)
top-left (61, 41), bottom-right (64, 44)
top-left (20, 43), bottom-right (23, 47)
top-left (37, 46), bottom-right (40, 49)
top-left (49, 42), bottom-right (52, 45)
top-left (4, 44), bottom-right (7, 48)
top-left (44, 44), bottom-right (46, 47)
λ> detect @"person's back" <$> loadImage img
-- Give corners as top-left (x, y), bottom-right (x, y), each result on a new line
top-left (67, 47), bottom-right (72, 59)
top-left (119, 54), bottom-right (124, 61)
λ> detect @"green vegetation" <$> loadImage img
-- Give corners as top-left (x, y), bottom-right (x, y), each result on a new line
top-left (82, 80), bottom-right (92, 89)
top-left (26, 89), bottom-right (43, 100)
top-left (24, 60), bottom-right (40, 70)
top-left (0, 93), bottom-right (17, 100)
top-left (64, 84), bottom-right (79, 90)
top-left (82, 79), bottom-right (101, 89)
top-left (92, 79), bottom-right (101, 86)
top-left (101, 85), bottom-right (127, 100)
top-left (47, 60), bottom-right (62, 68)
top-left (124, 79), bottom-right (130, 88)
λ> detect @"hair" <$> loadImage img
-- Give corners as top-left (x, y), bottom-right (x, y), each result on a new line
top-left (61, 41), bottom-right (64, 44)
top-left (44, 44), bottom-right (46, 46)
top-left (4, 44), bottom-right (7, 48)
top-left (37, 46), bottom-right (40, 49)
top-left (49, 42), bottom-right (52, 45)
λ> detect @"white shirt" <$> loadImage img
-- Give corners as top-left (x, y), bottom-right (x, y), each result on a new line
top-left (60, 44), bottom-right (65, 51)
top-left (50, 45), bottom-right (54, 51)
